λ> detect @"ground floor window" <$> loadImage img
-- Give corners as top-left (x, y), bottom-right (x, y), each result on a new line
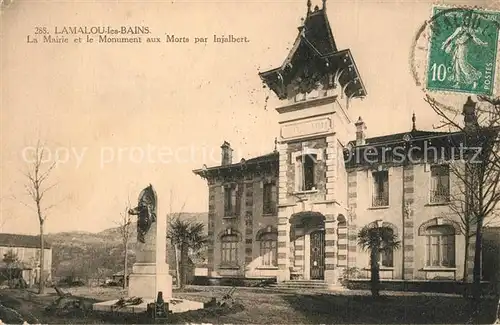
top-left (258, 233), bottom-right (277, 266)
top-left (380, 227), bottom-right (394, 267)
top-left (424, 225), bottom-right (455, 267)
top-left (221, 234), bottom-right (239, 264)
top-left (380, 248), bottom-right (394, 267)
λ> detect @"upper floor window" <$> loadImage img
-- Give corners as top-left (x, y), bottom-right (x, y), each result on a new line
top-left (430, 164), bottom-right (450, 204)
top-left (372, 170), bottom-right (389, 207)
top-left (224, 184), bottom-right (241, 217)
top-left (296, 154), bottom-right (317, 192)
top-left (263, 181), bottom-right (277, 215)
top-left (424, 225), bottom-right (455, 268)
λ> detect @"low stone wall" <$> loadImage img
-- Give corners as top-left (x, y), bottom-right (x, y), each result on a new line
top-left (191, 276), bottom-right (276, 287)
top-left (347, 279), bottom-right (497, 295)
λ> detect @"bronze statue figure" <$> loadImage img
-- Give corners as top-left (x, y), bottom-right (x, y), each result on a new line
top-left (128, 184), bottom-right (158, 243)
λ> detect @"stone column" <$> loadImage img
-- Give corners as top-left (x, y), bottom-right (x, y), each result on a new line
top-left (276, 142), bottom-right (290, 282)
top-left (207, 185), bottom-right (216, 276)
top-left (325, 135), bottom-right (337, 202)
top-left (128, 206), bottom-right (172, 300)
top-left (336, 226), bottom-right (348, 267)
top-left (403, 164), bottom-right (415, 280)
top-left (324, 214), bottom-right (338, 287)
top-left (324, 134), bottom-right (339, 287)
top-left (244, 182), bottom-right (254, 269)
top-left (347, 172), bottom-right (358, 269)
top-left (277, 209), bottom-right (290, 282)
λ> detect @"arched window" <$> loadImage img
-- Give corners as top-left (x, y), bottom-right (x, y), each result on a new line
top-left (424, 225), bottom-right (455, 267)
top-left (258, 233), bottom-right (277, 266)
top-left (221, 234), bottom-right (239, 264)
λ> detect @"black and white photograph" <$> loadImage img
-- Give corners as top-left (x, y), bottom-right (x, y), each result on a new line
top-left (0, 0), bottom-right (499, 323)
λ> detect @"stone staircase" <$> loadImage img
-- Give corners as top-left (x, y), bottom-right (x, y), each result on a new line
top-left (270, 280), bottom-right (330, 290)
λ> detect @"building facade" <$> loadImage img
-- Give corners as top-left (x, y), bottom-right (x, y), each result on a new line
top-left (193, 2), bottom-right (476, 288)
top-left (0, 233), bottom-right (53, 287)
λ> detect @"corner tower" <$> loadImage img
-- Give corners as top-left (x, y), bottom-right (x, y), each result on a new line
top-left (259, 0), bottom-right (366, 287)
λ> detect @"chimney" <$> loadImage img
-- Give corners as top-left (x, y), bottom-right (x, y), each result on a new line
top-left (355, 116), bottom-right (366, 145)
top-left (221, 141), bottom-right (233, 166)
top-left (462, 96), bottom-right (478, 131)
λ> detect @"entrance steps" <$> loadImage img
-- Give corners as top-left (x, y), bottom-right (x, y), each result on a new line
top-left (270, 280), bottom-right (330, 290)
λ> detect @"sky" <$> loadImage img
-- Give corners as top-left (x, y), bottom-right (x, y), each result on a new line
top-left (1, 0), bottom-right (498, 235)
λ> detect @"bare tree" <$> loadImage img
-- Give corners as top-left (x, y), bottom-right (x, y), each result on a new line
top-left (425, 95), bottom-right (500, 300)
top-left (16, 140), bottom-right (58, 294)
top-left (0, 196), bottom-right (15, 232)
top-left (115, 200), bottom-right (132, 289)
top-left (446, 160), bottom-right (500, 284)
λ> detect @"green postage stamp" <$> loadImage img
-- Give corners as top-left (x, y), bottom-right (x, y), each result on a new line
top-left (426, 6), bottom-right (500, 96)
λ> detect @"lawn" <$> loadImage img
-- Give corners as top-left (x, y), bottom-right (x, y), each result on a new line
top-left (0, 285), bottom-right (498, 324)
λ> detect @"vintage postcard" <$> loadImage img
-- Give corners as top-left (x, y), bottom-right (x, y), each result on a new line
top-left (1, 0), bottom-right (500, 324)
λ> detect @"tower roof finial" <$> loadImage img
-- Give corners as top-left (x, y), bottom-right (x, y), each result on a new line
top-left (412, 112), bottom-right (416, 131)
top-left (307, 0), bottom-right (312, 13)
top-left (322, 0), bottom-right (326, 9)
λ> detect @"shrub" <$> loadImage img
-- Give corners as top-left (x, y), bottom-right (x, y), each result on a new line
top-left (339, 267), bottom-right (362, 287)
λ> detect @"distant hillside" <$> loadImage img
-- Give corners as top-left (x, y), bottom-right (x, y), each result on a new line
top-left (46, 212), bottom-right (208, 281)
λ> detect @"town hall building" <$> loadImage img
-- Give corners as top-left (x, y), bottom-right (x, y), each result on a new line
top-left (193, 1), bottom-right (476, 288)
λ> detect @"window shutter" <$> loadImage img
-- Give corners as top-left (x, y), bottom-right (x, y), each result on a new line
top-left (383, 173), bottom-right (389, 195)
top-left (430, 171), bottom-right (437, 191)
top-left (271, 182), bottom-right (278, 213)
top-left (271, 183), bottom-right (277, 202)
top-left (295, 158), bottom-right (302, 191)
top-left (223, 186), bottom-right (229, 213)
top-left (237, 184), bottom-right (243, 216)
top-left (231, 186), bottom-right (237, 215)
top-left (312, 156), bottom-right (317, 189)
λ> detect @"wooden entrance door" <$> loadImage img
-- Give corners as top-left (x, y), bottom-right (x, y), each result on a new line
top-left (310, 230), bottom-right (325, 280)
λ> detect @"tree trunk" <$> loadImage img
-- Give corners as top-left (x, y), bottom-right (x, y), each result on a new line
top-left (370, 247), bottom-right (380, 298)
top-left (495, 296), bottom-right (500, 323)
top-left (123, 241), bottom-right (128, 289)
top-left (38, 222), bottom-right (45, 294)
top-left (174, 244), bottom-right (182, 289)
top-left (472, 215), bottom-right (483, 301)
top-left (463, 233), bottom-right (470, 298)
top-left (179, 244), bottom-right (186, 289)
top-left (463, 235), bottom-right (470, 281)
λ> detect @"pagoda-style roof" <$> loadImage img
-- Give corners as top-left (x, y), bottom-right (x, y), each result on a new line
top-left (259, 3), bottom-right (367, 101)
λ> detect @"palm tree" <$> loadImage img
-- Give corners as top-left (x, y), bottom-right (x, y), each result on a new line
top-left (167, 217), bottom-right (207, 289)
top-left (357, 222), bottom-right (401, 297)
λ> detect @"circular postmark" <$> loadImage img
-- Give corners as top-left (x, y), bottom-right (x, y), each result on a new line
top-left (410, 4), bottom-right (500, 113)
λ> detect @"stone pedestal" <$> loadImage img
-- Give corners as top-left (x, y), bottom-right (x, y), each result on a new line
top-left (127, 208), bottom-right (172, 300)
